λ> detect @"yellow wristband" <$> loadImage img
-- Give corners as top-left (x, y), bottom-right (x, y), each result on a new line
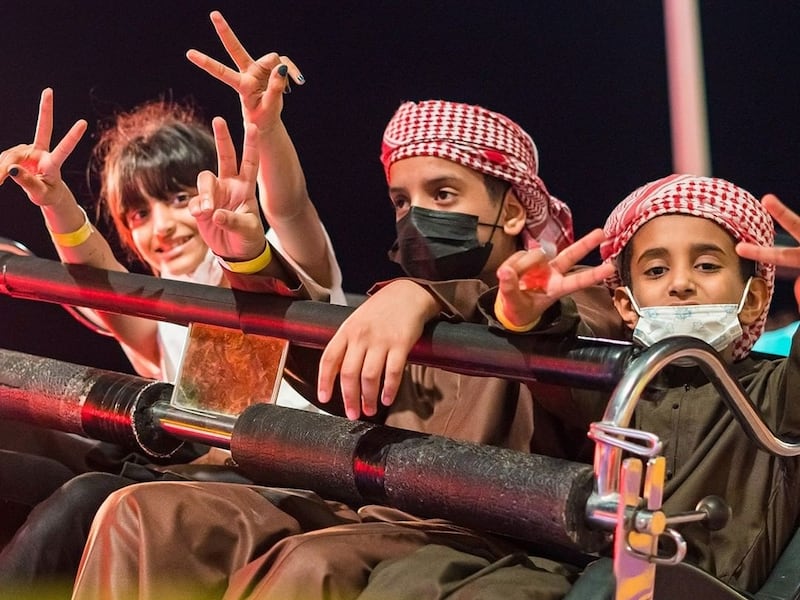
top-left (494, 294), bottom-right (540, 333)
top-left (48, 207), bottom-right (94, 247)
top-left (216, 243), bottom-right (272, 274)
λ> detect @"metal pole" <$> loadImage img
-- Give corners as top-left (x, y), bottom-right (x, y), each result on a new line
top-left (663, 0), bottom-right (712, 175)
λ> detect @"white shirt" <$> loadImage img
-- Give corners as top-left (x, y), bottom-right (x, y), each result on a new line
top-left (157, 226), bottom-right (345, 412)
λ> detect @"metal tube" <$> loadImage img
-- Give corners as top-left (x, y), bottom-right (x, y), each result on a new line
top-left (587, 337), bottom-right (800, 529)
top-left (150, 402), bottom-right (236, 449)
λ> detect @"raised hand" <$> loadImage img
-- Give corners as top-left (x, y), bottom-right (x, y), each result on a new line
top-left (495, 228), bottom-right (616, 329)
top-left (736, 194), bottom-right (800, 310)
top-left (317, 280), bottom-right (441, 420)
top-left (0, 88), bottom-right (87, 207)
top-left (189, 117), bottom-right (265, 262)
top-left (737, 194), bottom-right (800, 268)
top-left (187, 11), bottom-right (331, 287)
top-left (186, 11), bottom-right (304, 133)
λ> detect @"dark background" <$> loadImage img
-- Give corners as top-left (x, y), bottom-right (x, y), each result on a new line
top-left (1, 1), bottom-right (798, 374)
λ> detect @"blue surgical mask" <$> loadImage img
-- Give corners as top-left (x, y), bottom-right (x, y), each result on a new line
top-left (624, 278), bottom-right (752, 353)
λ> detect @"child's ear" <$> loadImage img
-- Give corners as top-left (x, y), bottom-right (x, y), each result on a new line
top-left (739, 277), bottom-right (770, 325)
top-left (613, 287), bottom-right (638, 331)
top-left (501, 191), bottom-right (527, 237)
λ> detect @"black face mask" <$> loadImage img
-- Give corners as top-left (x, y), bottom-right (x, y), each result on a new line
top-left (387, 205), bottom-right (503, 280)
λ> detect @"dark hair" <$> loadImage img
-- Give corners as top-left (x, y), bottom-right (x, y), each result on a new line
top-left (483, 174), bottom-right (511, 203)
top-left (90, 100), bottom-right (216, 261)
top-left (616, 229), bottom-right (757, 290)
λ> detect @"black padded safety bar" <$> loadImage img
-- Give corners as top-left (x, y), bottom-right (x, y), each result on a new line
top-left (0, 347), bottom-right (606, 553)
top-left (0, 251), bottom-right (633, 389)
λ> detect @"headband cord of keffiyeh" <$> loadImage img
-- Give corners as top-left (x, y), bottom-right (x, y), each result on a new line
top-left (600, 173), bottom-right (775, 360)
top-left (380, 100), bottom-right (574, 254)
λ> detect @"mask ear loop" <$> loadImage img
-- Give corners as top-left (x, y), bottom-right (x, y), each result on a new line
top-left (623, 286), bottom-right (644, 316)
top-left (736, 277), bottom-right (754, 314)
top-left (478, 186), bottom-right (511, 248)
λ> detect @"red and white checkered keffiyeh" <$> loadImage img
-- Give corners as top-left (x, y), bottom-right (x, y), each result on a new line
top-left (600, 174), bottom-right (775, 360)
top-left (380, 100), bottom-right (573, 253)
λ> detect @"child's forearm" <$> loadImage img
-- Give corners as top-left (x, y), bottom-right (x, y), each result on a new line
top-left (256, 122), bottom-right (331, 288)
top-left (40, 184), bottom-right (126, 273)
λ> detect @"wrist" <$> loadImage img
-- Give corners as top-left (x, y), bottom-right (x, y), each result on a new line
top-left (391, 279), bottom-right (442, 320)
top-left (46, 205), bottom-right (95, 248)
top-left (39, 181), bottom-right (76, 210)
top-left (215, 242), bottom-right (272, 274)
top-left (494, 294), bottom-right (540, 333)
top-left (253, 118), bottom-right (285, 139)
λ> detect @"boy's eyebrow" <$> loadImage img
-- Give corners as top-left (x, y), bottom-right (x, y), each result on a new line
top-left (388, 175), bottom-right (465, 194)
top-left (636, 242), bottom-right (728, 263)
top-left (635, 247), bottom-right (668, 264)
top-left (691, 242), bottom-right (728, 255)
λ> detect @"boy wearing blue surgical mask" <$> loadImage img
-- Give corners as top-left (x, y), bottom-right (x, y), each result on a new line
top-left (604, 189), bottom-right (770, 363)
top-left (489, 174), bottom-right (800, 594)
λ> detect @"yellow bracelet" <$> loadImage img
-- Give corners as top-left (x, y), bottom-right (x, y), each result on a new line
top-left (493, 294), bottom-right (540, 333)
top-left (48, 207), bottom-right (94, 247)
top-left (216, 242), bottom-right (272, 274)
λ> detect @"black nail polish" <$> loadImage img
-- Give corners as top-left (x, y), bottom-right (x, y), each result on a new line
top-left (8, 167), bottom-right (18, 177)
top-left (297, 73), bottom-right (306, 83)
top-left (277, 64), bottom-right (288, 77)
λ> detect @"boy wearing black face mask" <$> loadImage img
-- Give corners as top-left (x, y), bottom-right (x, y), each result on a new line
top-left (315, 99), bottom-right (621, 423)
